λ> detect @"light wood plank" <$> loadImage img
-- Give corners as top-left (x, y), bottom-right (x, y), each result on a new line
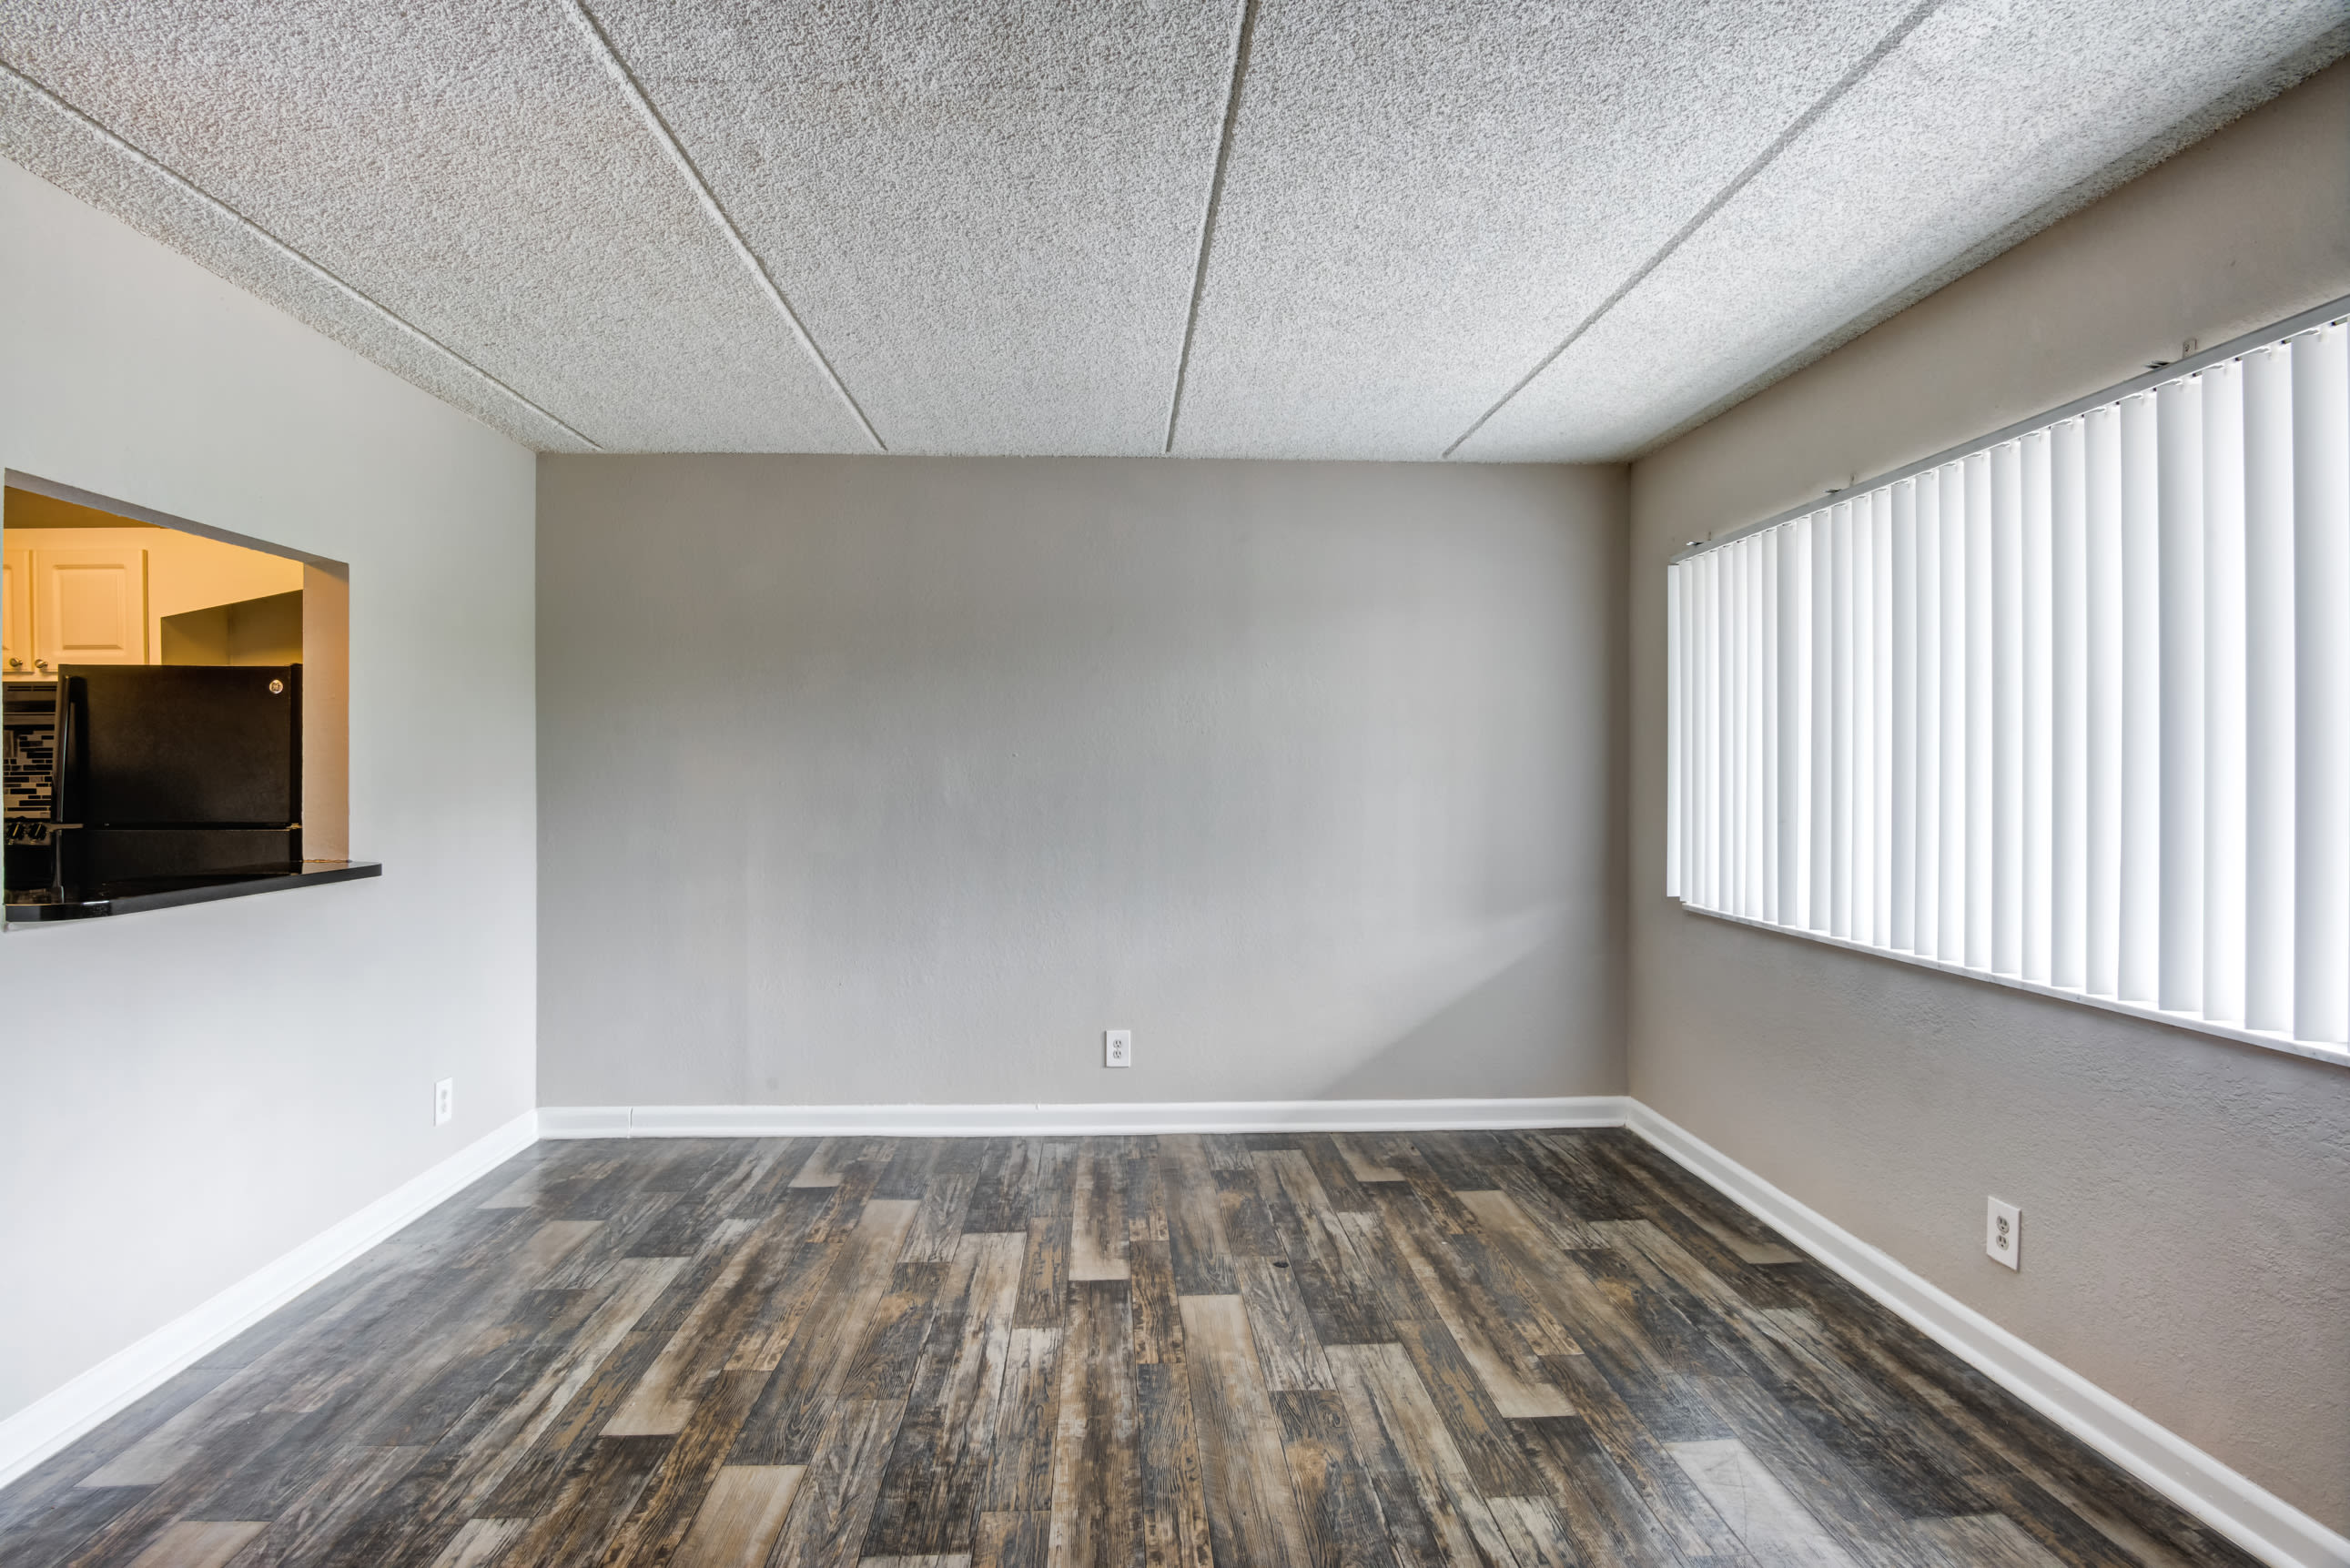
top-left (1670, 1437), bottom-right (1864, 1567)
top-left (1332, 1138), bottom-right (1404, 1184)
top-left (792, 1140), bottom-right (853, 1189)
top-left (1912, 1513), bottom-right (2071, 1568)
top-left (1068, 1158), bottom-right (1131, 1282)
top-left (125, 1521), bottom-right (268, 1568)
top-left (425, 1517), bottom-right (530, 1568)
top-left (672, 1464), bottom-right (808, 1568)
top-left (478, 1172), bottom-right (546, 1209)
top-left (1485, 1494), bottom-right (1581, 1568)
top-left (974, 1511), bottom-right (1048, 1568)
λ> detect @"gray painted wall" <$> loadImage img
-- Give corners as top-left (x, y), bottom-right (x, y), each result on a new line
top-left (1626, 64), bottom-right (2350, 1529)
top-left (538, 456), bottom-right (1625, 1108)
top-left (0, 157), bottom-right (538, 1421)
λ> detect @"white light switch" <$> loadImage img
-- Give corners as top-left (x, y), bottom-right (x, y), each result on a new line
top-left (1986, 1196), bottom-right (2020, 1270)
top-left (1104, 1029), bottom-right (1132, 1068)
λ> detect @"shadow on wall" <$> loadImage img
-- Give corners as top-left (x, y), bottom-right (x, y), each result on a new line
top-left (1305, 906), bottom-right (1605, 1100)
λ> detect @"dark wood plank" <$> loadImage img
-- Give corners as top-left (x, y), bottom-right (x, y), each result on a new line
top-left (1324, 1340), bottom-right (1515, 1568)
top-left (1015, 1212), bottom-right (1073, 1330)
top-left (727, 1199), bottom-right (918, 1465)
top-left (1271, 1389), bottom-right (1397, 1568)
top-left (587, 1368), bottom-right (775, 1568)
top-left (861, 1233), bottom-right (1025, 1558)
top-left (964, 1139), bottom-right (1043, 1235)
top-left (765, 1399), bottom-right (907, 1568)
top-left (1373, 1187), bottom-right (1571, 1423)
top-left (1177, 1294), bottom-right (1313, 1568)
top-left (1158, 1138), bottom-right (1237, 1296)
top-left (1135, 1362), bottom-right (1213, 1568)
top-left (1047, 1280), bottom-right (1143, 1568)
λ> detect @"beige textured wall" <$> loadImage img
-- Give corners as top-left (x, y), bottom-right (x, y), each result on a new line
top-left (538, 455), bottom-right (1626, 1109)
top-left (1627, 66), bottom-right (2350, 1527)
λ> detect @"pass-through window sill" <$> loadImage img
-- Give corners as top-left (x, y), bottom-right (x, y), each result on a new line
top-left (5, 860), bottom-right (381, 924)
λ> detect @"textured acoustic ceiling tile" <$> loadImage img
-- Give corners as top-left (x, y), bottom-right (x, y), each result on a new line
top-left (0, 1), bottom-right (867, 452)
top-left (1168, 0), bottom-right (1921, 460)
top-left (1460, 0), bottom-right (2350, 462)
top-left (0, 68), bottom-right (589, 452)
top-left (589, 0), bottom-right (1234, 457)
top-left (0, 1), bottom-right (2338, 460)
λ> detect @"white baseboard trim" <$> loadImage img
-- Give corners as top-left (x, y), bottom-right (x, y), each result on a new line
top-left (1624, 1102), bottom-right (2350, 1568)
top-left (539, 1096), bottom-right (1636, 1138)
top-left (0, 1108), bottom-right (541, 1493)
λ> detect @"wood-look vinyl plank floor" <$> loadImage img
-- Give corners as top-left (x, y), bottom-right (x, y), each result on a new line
top-left (0, 1131), bottom-right (2258, 1567)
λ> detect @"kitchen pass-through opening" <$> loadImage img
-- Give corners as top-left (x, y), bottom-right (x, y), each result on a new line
top-left (2, 476), bottom-right (357, 920)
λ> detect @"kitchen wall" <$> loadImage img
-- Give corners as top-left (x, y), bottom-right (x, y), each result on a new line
top-left (538, 455), bottom-right (1626, 1108)
top-left (0, 156), bottom-right (538, 1424)
top-left (1626, 62), bottom-right (2350, 1529)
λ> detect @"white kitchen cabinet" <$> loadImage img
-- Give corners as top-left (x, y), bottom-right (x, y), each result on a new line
top-left (24, 548), bottom-right (148, 669)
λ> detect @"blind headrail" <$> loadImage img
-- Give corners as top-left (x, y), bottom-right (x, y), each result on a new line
top-left (1670, 292), bottom-right (2350, 567)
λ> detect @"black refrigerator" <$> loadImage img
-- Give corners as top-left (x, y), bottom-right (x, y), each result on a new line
top-left (56, 664), bottom-right (303, 886)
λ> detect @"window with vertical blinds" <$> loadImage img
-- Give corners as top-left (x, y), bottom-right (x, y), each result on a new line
top-left (1666, 305), bottom-right (2350, 1066)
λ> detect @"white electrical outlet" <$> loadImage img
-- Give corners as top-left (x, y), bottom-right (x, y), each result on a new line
top-left (1985, 1196), bottom-right (2020, 1270)
top-left (434, 1078), bottom-right (455, 1127)
top-left (1104, 1029), bottom-right (1132, 1068)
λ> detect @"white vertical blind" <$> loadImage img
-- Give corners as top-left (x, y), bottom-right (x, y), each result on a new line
top-left (1916, 477), bottom-right (1941, 959)
top-left (1667, 316), bottom-right (2350, 1063)
top-left (2157, 379), bottom-right (2205, 1015)
top-left (2021, 431), bottom-right (2053, 986)
top-left (2050, 419), bottom-right (2088, 994)
top-left (1991, 440), bottom-right (2023, 978)
top-left (2294, 326), bottom-right (2349, 1047)
top-left (2086, 406), bottom-right (2122, 999)
top-left (1873, 492), bottom-right (1895, 952)
top-left (2118, 393), bottom-right (2159, 1005)
top-left (2244, 347), bottom-right (2295, 1035)
top-left (1940, 462), bottom-right (1967, 966)
top-left (1965, 452), bottom-right (1993, 972)
top-left (1777, 523), bottom-right (1805, 926)
top-left (1666, 562), bottom-right (1683, 899)
top-left (1890, 481), bottom-right (1918, 956)
top-left (2203, 362), bottom-right (2246, 1027)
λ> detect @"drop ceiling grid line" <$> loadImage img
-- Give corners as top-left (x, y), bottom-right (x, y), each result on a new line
top-left (562, 0), bottom-right (887, 454)
top-left (0, 55), bottom-right (604, 453)
top-left (1441, 0), bottom-right (1950, 460)
top-left (1162, 0), bottom-right (1261, 456)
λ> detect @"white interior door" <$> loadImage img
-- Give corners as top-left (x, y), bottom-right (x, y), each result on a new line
top-left (33, 548), bottom-right (147, 666)
top-left (2, 550), bottom-right (27, 674)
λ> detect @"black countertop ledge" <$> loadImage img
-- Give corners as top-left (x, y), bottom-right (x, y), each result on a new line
top-left (5, 860), bottom-right (382, 922)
